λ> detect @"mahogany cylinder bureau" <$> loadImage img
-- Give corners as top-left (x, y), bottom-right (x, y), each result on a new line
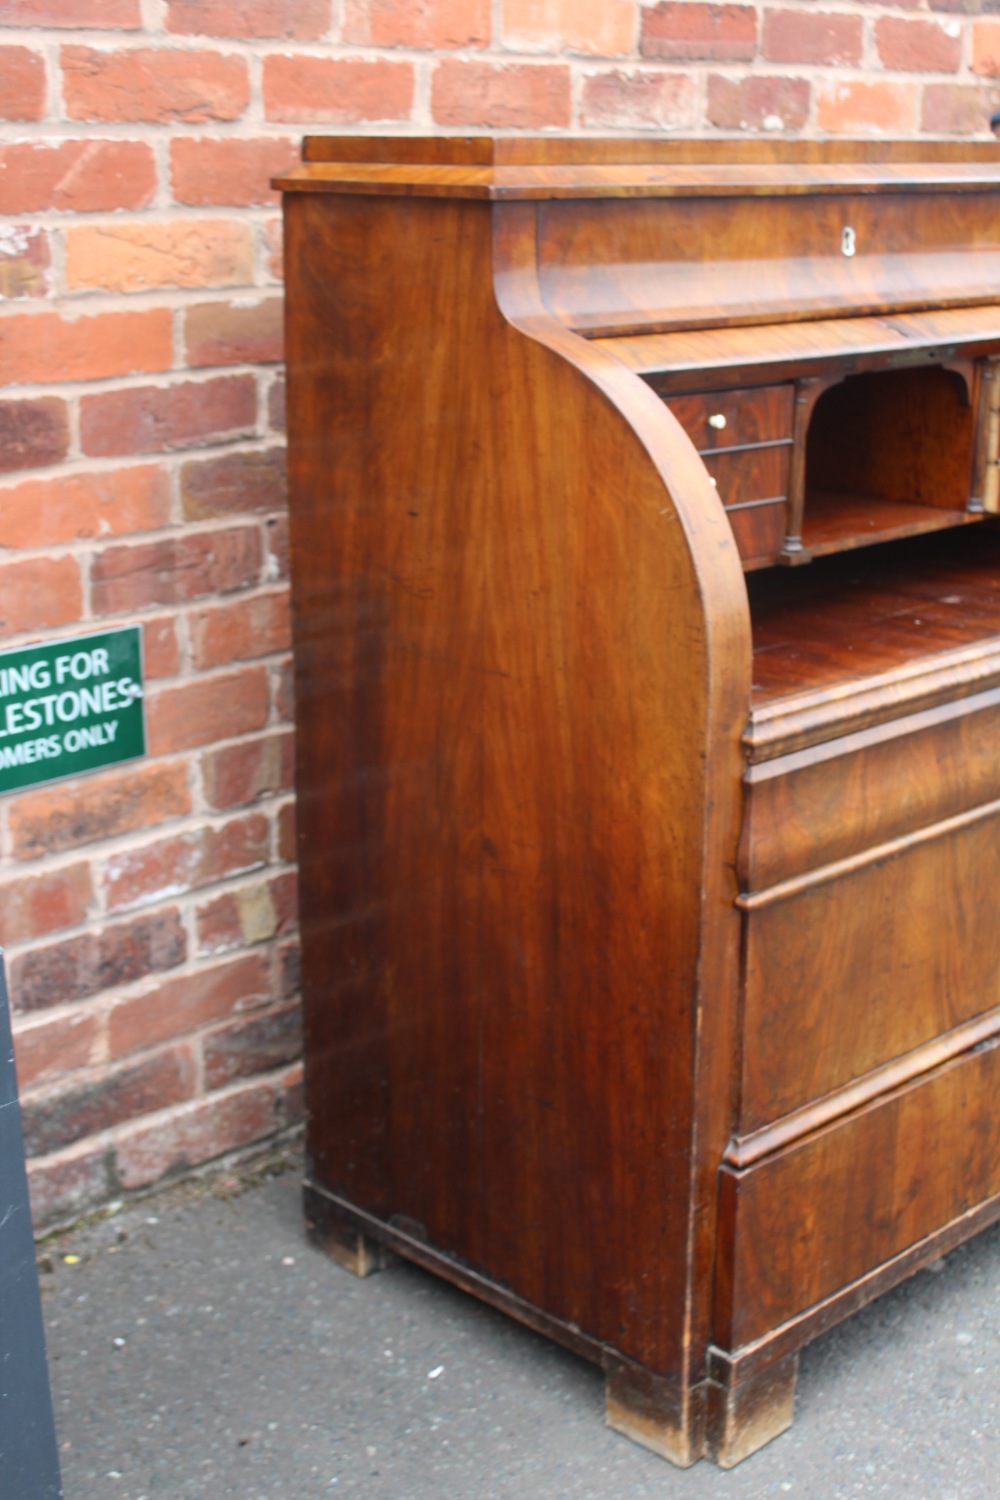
top-left (277, 137), bottom-right (1000, 1467)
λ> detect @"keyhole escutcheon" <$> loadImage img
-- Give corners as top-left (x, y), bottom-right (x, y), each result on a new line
top-left (841, 225), bottom-right (857, 258)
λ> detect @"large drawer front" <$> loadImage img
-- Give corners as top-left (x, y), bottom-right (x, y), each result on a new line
top-left (717, 1036), bottom-right (1000, 1350)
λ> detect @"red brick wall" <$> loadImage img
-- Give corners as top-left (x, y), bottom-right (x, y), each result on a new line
top-left (2, 0), bottom-right (998, 1230)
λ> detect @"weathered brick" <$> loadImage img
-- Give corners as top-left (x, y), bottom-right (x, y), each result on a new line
top-left (27, 1141), bottom-right (112, 1232)
top-left (0, 140), bottom-right (155, 215)
top-left (12, 1010), bottom-right (100, 1090)
top-left (189, 591), bottom-right (291, 670)
top-left (344, 0), bottom-right (490, 47)
top-left (266, 514), bottom-right (289, 580)
top-left (0, 396), bottom-right (68, 473)
top-left (262, 54), bottom-right (414, 123)
top-left (184, 297), bottom-right (284, 367)
top-left (0, 862), bottom-right (92, 947)
top-left (0, 308), bottom-right (171, 388)
top-left (167, 0), bottom-right (331, 38)
top-left (815, 79), bottom-right (917, 134)
top-left (63, 46), bottom-right (249, 124)
top-left (181, 447), bottom-right (286, 519)
top-left (641, 3), bottom-right (757, 61)
top-left (0, 46), bottom-right (45, 120)
top-left (277, 799), bottom-right (296, 863)
top-left (431, 59), bottom-right (571, 127)
top-left (107, 951), bottom-right (271, 1059)
top-left (263, 216), bottom-right (283, 281)
top-left (274, 659), bottom-right (295, 722)
top-left (762, 8), bottom-right (863, 66)
top-left (102, 813), bottom-right (270, 912)
top-left (921, 82), bottom-right (998, 132)
top-left (91, 527), bottom-right (261, 615)
top-left (201, 731), bottom-right (295, 811)
top-left (203, 1001), bottom-right (302, 1089)
top-left (0, 224), bottom-right (49, 299)
top-left (502, 0), bottom-right (632, 55)
top-left (21, 1045), bottom-right (196, 1158)
top-left (65, 220), bottom-right (253, 294)
top-left (707, 73), bottom-right (810, 131)
top-left (9, 761), bottom-right (191, 862)
top-left (113, 1078), bottom-right (277, 1190)
top-left (0, 465), bottom-right (171, 549)
top-left (146, 665), bottom-right (271, 755)
top-left (972, 19), bottom-right (1000, 75)
top-left (171, 136), bottom-right (299, 207)
top-left (875, 16), bottom-right (962, 72)
top-left (142, 615), bottom-right (182, 679)
top-left (196, 870), bottom-right (298, 955)
top-left (0, 0), bottom-right (139, 24)
top-left (580, 68), bottom-right (699, 129)
top-left (0, 554), bottom-right (82, 639)
top-left (80, 375), bottom-right (257, 459)
top-left (268, 378), bottom-right (286, 434)
top-left (281, 1059), bottom-right (305, 1126)
top-left (10, 908), bottom-right (186, 1013)
top-left (278, 937), bottom-right (300, 999)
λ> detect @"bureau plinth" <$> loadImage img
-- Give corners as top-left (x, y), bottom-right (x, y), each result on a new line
top-left (277, 137), bottom-right (1000, 1468)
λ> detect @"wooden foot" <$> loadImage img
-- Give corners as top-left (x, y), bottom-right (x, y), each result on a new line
top-left (303, 1181), bottom-right (395, 1278)
top-left (706, 1350), bottom-right (798, 1468)
top-left (604, 1356), bottom-right (704, 1468)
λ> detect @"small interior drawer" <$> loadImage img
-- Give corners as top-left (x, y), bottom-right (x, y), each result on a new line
top-left (666, 384), bottom-right (794, 451)
top-left (702, 444), bottom-right (789, 509)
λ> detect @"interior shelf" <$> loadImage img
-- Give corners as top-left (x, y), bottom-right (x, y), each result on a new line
top-left (797, 491), bottom-right (982, 560)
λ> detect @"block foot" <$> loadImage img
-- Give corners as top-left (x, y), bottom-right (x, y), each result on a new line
top-left (604, 1356), bottom-right (704, 1468)
top-left (303, 1181), bottom-right (395, 1278)
top-left (706, 1350), bottom-right (798, 1468)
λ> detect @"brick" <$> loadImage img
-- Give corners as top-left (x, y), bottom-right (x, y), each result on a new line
top-left (0, 862), bottom-right (92, 947)
top-left (0, 465), bottom-right (171, 549)
top-left (107, 951), bottom-right (271, 1059)
top-left (501, 0), bottom-right (632, 55)
top-left (431, 60), bottom-right (571, 128)
top-left (0, 224), bottom-right (49, 300)
top-left (0, 554), bottom-right (82, 640)
top-left (265, 514), bottom-right (288, 581)
top-left (171, 136), bottom-right (299, 208)
top-left (815, 79), bottom-right (917, 134)
top-left (63, 45), bottom-right (249, 124)
top-left (146, 665), bottom-right (271, 755)
top-left (203, 1001), bottom-right (301, 1089)
top-left (263, 216), bottom-right (283, 282)
top-left (184, 297), bottom-right (284, 367)
top-left (0, 46), bottom-right (45, 120)
top-left (64, 220), bottom-right (253, 295)
top-left (0, 140), bottom-right (155, 215)
top-left (167, 0), bottom-right (331, 38)
top-left (143, 615), bottom-right (182, 679)
top-left (0, 398), bottom-right (64, 482)
top-left (641, 3), bottom-right (756, 61)
top-left (12, 1010), bottom-right (100, 1090)
top-left (973, 19), bottom-right (1000, 75)
top-left (81, 376), bottom-right (256, 460)
top-left (0, 396), bottom-right (67, 474)
top-left (9, 761), bottom-right (191, 863)
top-left (102, 813), bottom-right (270, 911)
top-left (281, 1059), bottom-right (304, 1126)
top-left (27, 1141), bottom-right (112, 1232)
top-left (262, 54), bottom-right (414, 123)
top-left (707, 73), bottom-right (810, 131)
top-left (580, 68), bottom-right (699, 129)
top-left (875, 17), bottom-right (962, 72)
top-left (762, 8), bottom-right (862, 65)
top-left (278, 936), bottom-right (300, 998)
top-left (274, 659), bottom-right (295, 721)
top-left (196, 870), bottom-right (298, 955)
top-left (344, 0), bottom-right (490, 47)
top-left (92, 527), bottom-right (261, 615)
top-left (201, 731), bottom-right (295, 811)
top-left (268, 378), bottom-right (286, 434)
top-left (21, 1045), bottom-right (196, 1157)
top-left (10, 908), bottom-right (186, 1014)
top-left (0, 309), bottom-right (171, 388)
top-left (922, 82), bottom-right (998, 132)
top-left (0, 0), bottom-right (138, 23)
top-left (277, 798), bottom-right (296, 862)
top-left (181, 447), bottom-right (286, 520)
top-left (189, 590), bottom-right (291, 670)
top-left (113, 1077), bottom-right (277, 1190)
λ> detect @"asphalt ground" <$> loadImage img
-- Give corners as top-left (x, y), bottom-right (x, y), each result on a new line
top-left (39, 1151), bottom-right (1000, 1500)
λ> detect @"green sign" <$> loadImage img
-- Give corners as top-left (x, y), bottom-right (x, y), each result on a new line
top-left (0, 626), bottom-right (145, 794)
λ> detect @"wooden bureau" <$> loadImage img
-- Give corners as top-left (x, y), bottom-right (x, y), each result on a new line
top-left (277, 137), bottom-right (1000, 1467)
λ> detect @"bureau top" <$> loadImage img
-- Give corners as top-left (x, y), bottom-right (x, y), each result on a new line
top-left (275, 134), bottom-right (1000, 200)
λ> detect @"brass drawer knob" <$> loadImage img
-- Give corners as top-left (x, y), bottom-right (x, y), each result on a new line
top-left (708, 413), bottom-right (727, 430)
